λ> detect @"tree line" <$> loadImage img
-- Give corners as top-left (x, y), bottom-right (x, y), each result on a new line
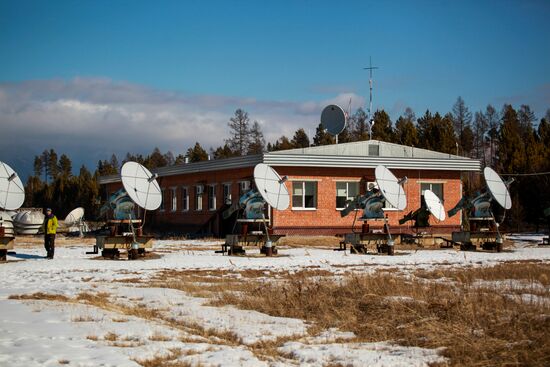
top-left (23, 97), bottom-right (550, 228)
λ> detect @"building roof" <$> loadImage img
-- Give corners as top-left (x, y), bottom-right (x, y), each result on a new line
top-left (99, 140), bottom-right (480, 184)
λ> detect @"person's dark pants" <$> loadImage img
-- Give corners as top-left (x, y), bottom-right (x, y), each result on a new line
top-left (44, 234), bottom-right (55, 258)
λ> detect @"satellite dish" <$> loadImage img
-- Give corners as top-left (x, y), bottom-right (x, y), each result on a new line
top-left (64, 207), bottom-right (84, 225)
top-left (424, 189), bottom-right (445, 221)
top-left (321, 104), bottom-right (346, 136)
top-left (253, 163), bottom-right (290, 210)
top-left (121, 162), bottom-right (162, 211)
top-left (0, 161), bottom-right (25, 211)
top-left (375, 165), bottom-right (407, 210)
top-left (484, 167), bottom-right (512, 210)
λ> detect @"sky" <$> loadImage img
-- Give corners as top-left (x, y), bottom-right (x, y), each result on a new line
top-left (1, 0), bottom-right (549, 180)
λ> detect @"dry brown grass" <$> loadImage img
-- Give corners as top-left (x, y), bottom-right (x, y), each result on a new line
top-left (8, 292), bottom-right (70, 302)
top-left (278, 235), bottom-right (341, 248)
top-left (211, 262), bottom-right (550, 367)
top-left (149, 331), bottom-right (173, 342)
top-left (133, 348), bottom-right (204, 367)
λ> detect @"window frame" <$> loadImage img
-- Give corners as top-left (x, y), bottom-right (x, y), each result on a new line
top-left (291, 180), bottom-right (318, 210)
top-left (195, 185), bottom-right (204, 211)
top-left (208, 184), bottom-right (217, 211)
top-left (335, 181), bottom-right (360, 210)
top-left (170, 186), bottom-right (177, 212)
top-left (181, 186), bottom-right (189, 212)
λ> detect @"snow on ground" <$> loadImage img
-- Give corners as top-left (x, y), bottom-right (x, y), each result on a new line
top-left (0, 236), bottom-right (549, 366)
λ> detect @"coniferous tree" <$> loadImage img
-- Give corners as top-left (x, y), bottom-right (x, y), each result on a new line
top-left (452, 97), bottom-right (473, 154)
top-left (497, 105), bottom-right (525, 173)
top-left (59, 154), bottom-right (72, 178)
top-left (291, 128), bottom-right (310, 148)
top-left (174, 154), bottom-right (186, 165)
top-left (109, 154), bottom-right (119, 173)
top-left (247, 121), bottom-right (265, 154)
top-left (164, 151), bottom-right (175, 166)
top-left (145, 147), bottom-right (168, 169)
top-left (226, 109), bottom-right (251, 155)
top-left (186, 142), bottom-right (209, 162)
top-left (212, 143), bottom-right (240, 159)
top-left (269, 136), bottom-right (294, 151)
top-left (33, 156), bottom-right (43, 178)
top-left (349, 108), bottom-right (368, 141)
top-left (485, 105), bottom-right (500, 167)
top-left (371, 110), bottom-right (394, 142)
top-left (473, 111), bottom-right (488, 162)
top-left (313, 123), bottom-right (334, 146)
top-left (47, 149), bottom-right (59, 181)
top-left (394, 108), bottom-right (419, 147)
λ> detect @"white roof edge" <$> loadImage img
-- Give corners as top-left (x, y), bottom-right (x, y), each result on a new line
top-left (263, 153), bottom-right (481, 172)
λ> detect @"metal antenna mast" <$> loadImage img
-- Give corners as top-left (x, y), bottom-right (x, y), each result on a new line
top-left (363, 57), bottom-right (379, 140)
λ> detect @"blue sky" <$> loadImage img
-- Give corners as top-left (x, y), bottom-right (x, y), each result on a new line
top-left (1, 0), bottom-right (549, 178)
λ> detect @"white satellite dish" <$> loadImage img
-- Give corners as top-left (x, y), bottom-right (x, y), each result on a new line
top-left (375, 165), bottom-right (407, 211)
top-left (321, 104), bottom-right (346, 136)
top-left (424, 189), bottom-right (445, 221)
top-left (64, 207), bottom-right (84, 225)
top-left (484, 167), bottom-right (512, 210)
top-left (253, 163), bottom-right (290, 211)
top-left (0, 161), bottom-right (25, 211)
top-left (121, 162), bottom-right (162, 211)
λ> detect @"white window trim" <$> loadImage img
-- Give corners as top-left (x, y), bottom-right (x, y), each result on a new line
top-left (195, 185), bottom-right (204, 211)
top-left (292, 181), bottom-right (318, 210)
top-left (291, 207), bottom-right (318, 211)
top-left (289, 178), bottom-right (321, 182)
top-left (170, 186), bottom-right (177, 212)
top-left (332, 178), bottom-right (361, 182)
top-left (208, 184), bottom-right (217, 211)
top-left (335, 181), bottom-right (360, 210)
top-left (181, 186), bottom-right (189, 212)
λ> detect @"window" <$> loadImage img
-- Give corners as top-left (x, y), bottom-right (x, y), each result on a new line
top-left (420, 182), bottom-right (444, 202)
top-left (368, 144), bottom-right (379, 156)
top-left (170, 187), bottom-right (177, 212)
top-left (159, 188), bottom-right (165, 211)
top-left (239, 181), bottom-right (250, 197)
top-left (195, 185), bottom-right (203, 211)
top-left (336, 182), bottom-right (359, 209)
top-left (208, 184), bottom-right (217, 211)
top-left (223, 183), bottom-right (232, 205)
top-left (181, 187), bottom-right (189, 211)
top-left (292, 181), bottom-right (317, 209)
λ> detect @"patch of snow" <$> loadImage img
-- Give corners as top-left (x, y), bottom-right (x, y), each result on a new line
top-left (279, 341), bottom-right (446, 367)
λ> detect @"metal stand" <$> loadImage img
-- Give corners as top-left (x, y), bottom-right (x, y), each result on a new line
top-left (217, 218), bottom-right (283, 256)
top-left (93, 219), bottom-right (152, 260)
top-left (338, 218), bottom-right (397, 255)
top-left (0, 227), bottom-right (14, 262)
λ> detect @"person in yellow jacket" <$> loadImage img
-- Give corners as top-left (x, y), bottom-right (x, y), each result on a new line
top-left (43, 208), bottom-right (58, 259)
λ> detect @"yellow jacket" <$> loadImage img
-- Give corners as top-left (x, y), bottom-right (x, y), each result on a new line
top-left (44, 215), bottom-right (58, 234)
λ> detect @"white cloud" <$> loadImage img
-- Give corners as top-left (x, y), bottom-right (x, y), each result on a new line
top-left (0, 78), bottom-right (360, 178)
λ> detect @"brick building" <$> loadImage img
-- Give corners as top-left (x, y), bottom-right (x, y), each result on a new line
top-left (99, 140), bottom-right (480, 236)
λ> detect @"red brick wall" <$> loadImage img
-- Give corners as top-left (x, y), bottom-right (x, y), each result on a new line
top-left (103, 165), bottom-right (464, 236)
top-left (270, 167), bottom-right (462, 235)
